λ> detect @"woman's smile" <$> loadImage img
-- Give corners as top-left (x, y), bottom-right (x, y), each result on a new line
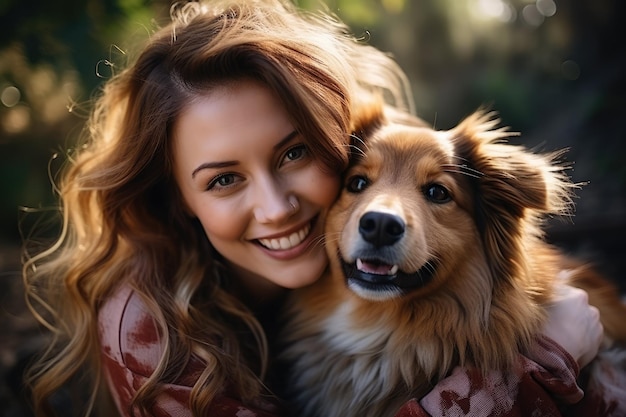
top-left (256, 219), bottom-right (313, 251)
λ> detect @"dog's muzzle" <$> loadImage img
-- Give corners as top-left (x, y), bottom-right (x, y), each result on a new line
top-left (340, 211), bottom-right (437, 295)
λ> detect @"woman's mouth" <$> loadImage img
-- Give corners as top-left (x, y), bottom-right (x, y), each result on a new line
top-left (258, 222), bottom-right (312, 251)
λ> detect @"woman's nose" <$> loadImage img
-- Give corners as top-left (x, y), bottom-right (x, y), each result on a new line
top-left (252, 177), bottom-right (297, 224)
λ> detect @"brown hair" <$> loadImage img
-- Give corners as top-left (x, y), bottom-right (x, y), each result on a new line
top-left (23, 1), bottom-right (413, 415)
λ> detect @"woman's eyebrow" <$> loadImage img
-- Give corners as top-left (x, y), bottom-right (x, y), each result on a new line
top-left (191, 130), bottom-right (299, 179)
top-left (273, 130), bottom-right (299, 151)
top-left (192, 160), bottom-right (237, 179)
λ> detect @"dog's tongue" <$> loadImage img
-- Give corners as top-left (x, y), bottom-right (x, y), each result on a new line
top-left (356, 258), bottom-right (398, 276)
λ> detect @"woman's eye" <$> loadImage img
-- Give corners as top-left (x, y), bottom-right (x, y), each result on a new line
top-left (207, 173), bottom-right (240, 190)
top-left (282, 144), bottom-right (308, 164)
top-left (346, 175), bottom-right (369, 193)
top-left (424, 183), bottom-right (451, 203)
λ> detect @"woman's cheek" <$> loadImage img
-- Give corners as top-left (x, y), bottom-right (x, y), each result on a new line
top-left (309, 167), bottom-right (341, 208)
top-left (197, 199), bottom-right (247, 242)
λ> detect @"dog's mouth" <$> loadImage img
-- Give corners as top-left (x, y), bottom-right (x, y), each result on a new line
top-left (340, 256), bottom-right (437, 294)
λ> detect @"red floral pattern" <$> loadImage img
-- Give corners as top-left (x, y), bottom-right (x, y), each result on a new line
top-left (99, 285), bottom-right (619, 416)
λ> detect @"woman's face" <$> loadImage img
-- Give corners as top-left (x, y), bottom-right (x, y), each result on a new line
top-left (172, 79), bottom-right (340, 295)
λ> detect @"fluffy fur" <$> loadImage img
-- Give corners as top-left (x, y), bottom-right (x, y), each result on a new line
top-left (278, 102), bottom-right (626, 417)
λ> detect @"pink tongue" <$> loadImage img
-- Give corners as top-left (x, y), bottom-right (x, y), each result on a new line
top-left (358, 259), bottom-right (392, 275)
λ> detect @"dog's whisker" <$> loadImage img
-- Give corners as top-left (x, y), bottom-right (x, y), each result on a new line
top-left (339, 141), bottom-right (368, 159)
top-left (442, 163), bottom-right (484, 179)
top-left (348, 134), bottom-right (370, 156)
top-left (349, 133), bottom-right (366, 147)
top-left (424, 261), bottom-right (437, 276)
top-left (444, 170), bottom-right (482, 179)
top-left (441, 164), bottom-right (484, 175)
top-left (348, 144), bottom-right (367, 158)
top-left (318, 232), bottom-right (340, 248)
top-left (309, 234), bottom-right (328, 250)
top-left (442, 162), bottom-right (482, 173)
top-left (450, 155), bottom-right (471, 163)
top-left (448, 156), bottom-right (479, 170)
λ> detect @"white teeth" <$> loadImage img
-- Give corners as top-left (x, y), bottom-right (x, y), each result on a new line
top-left (356, 258), bottom-right (399, 276)
top-left (289, 233), bottom-right (300, 246)
top-left (259, 223), bottom-right (311, 251)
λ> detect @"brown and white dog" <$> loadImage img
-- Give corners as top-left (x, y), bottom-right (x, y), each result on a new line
top-left (278, 102), bottom-right (626, 417)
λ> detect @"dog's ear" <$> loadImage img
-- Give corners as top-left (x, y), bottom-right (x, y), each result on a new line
top-left (349, 99), bottom-right (426, 161)
top-left (350, 98), bottom-right (385, 138)
top-left (451, 109), bottom-right (574, 217)
top-left (348, 98), bottom-right (386, 161)
top-left (451, 109), bottom-right (576, 281)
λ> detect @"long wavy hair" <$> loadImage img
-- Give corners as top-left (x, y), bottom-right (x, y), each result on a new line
top-left (22, 1), bottom-right (413, 415)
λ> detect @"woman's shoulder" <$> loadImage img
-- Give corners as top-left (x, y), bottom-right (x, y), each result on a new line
top-left (97, 285), bottom-right (285, 417)
top-left (98, 283), bottom-right (163, 378)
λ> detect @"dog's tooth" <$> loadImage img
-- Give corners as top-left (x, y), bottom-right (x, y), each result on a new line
top-left (389, 265), bottom-right (398, 275)
top-left (356, 258), bottom-right (364, 271)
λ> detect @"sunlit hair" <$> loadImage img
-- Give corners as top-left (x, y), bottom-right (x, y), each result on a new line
top-left (22, 0), bottom-right (413, 415)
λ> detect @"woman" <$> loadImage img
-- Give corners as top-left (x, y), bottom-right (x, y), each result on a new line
top-left (23, 1), bottom-right (603, 416)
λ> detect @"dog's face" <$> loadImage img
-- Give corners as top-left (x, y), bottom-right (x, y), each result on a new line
top-left (326, 116), bottom-right (477, 301)
top-left (325, 104), bottom-right (572, 302)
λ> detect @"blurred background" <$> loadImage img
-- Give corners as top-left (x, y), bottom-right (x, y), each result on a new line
top-left (1, 0), bottom-right (624, 414)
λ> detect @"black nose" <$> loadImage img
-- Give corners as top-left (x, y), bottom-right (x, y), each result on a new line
top-left (359, 211), bottom-right (405, 247)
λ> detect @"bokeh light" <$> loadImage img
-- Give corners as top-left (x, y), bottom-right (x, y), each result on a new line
top-left (1, 86), bottom-right (20, 107)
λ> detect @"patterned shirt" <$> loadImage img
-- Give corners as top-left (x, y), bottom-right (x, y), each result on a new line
top-left (99, 285), bottom-right (620, 417)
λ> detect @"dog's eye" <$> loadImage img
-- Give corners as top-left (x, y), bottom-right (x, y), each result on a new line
top-left (424, 184), bottom-right (451, 203)
top-left (347, 175), bottom-right (369, 193)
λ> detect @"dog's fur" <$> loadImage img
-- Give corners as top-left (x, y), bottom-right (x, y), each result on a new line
top-left (278, 102), bottom-right (626, 417)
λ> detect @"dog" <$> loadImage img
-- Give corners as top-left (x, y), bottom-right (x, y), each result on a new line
top-left (277, 101), bottom-right (626, 417)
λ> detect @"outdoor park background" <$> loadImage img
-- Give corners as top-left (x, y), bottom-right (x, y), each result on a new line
top-left (1, 0), bottom-right (625, 415)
